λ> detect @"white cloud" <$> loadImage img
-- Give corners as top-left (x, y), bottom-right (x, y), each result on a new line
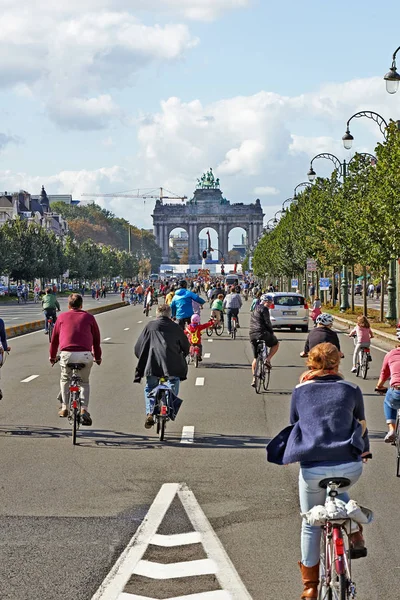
top-left (253, 186), bottom-right (280, 196)
top-left (158, 0), bottom-right (251, 21)
top-left (48, 95), bottom-right (122, 130)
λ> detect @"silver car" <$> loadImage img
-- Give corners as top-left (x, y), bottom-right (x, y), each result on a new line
top-left (266, 292), bottom-right (309, 332)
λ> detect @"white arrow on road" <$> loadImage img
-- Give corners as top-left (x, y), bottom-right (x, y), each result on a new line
top-left (91, 483), bottom-right (251, 600)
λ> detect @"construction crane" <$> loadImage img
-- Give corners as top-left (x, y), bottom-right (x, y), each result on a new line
top-left (81, 187), bottom-right (187, 205)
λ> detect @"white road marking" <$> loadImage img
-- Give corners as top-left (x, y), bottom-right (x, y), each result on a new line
top-left (195, 377), bottom-right (204, 386)
top-left (150, 532), bottom-right (201, 547)
top-left (371, 344), bottom-right (388, 354)
top-left (133, 558), bottom-right (217, 579)
top-left (178, 484), bottom-right (252, 598)
top-left (137, 321), bottom-right (143, 324)
top-left (21, 375), bottom-right (39, 383)
top-left (103, 337), bottom-right (111, 341)
top-left (119, 592), bottom-right (231, 600)
top-left (207, 339), bottom-right (213, 343)
top-left (203, 353), bottom-right (211, 359)
top-left (181, 426), bottom-right (194, 444)
top-left (91, 483), bottom-right (251, 600)
top-left (124, 328), bottom-right (130, 331)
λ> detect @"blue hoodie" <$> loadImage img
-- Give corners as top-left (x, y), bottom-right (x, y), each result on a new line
top-left (171, 288), bottom-right (205, 320)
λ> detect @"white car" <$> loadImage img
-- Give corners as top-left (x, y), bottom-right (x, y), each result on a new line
top-left (266, 292), bottom-right (309, 332)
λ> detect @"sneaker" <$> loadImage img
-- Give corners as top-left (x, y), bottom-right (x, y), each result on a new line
top-left (351, 367), bottom-right (357, 373)
top-left (367, 354), bottom-right (372, 362)
top-left (44, 330), bottom-right (48, 334)
top-left (58, 407), bottom-right (68, 417)
top-left (0, 389), bottom-right (3, 401)
top-left (385, 431), bottom-right (396, 443)
top-left (349, 530), bottom-right (367, 559)
top-left (145, 414), bottom-right (155, 429)
top-left (80, 410), bottom-right (92, 426)
top-left (251, 377), bottom-right (256, 388)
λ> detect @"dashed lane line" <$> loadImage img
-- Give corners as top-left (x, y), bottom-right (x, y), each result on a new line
top-left (137, 321), bottom-right (143, 324)
top-left (119, 591), bottom-right (231, 600)
top-left (124, 328), bottom-right (130, 331)
top-left (195, 377), bottom-right (204, 386)
top-left (207, 339), bottom-right (213, 343)
top-left (150, 532), bottom-right (201, 547)
top-left (103, 337), bottom-right (112, 341)
top-left (134, 558), bottom-right (217, 579)
top-left (203, 353), bottom-right (211, 359)
top-left (21, 375), bottom-right (39, 383)
top-left (181, 426), bottom-right (194, 444)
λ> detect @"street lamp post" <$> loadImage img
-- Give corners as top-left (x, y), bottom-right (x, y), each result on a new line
top-left (307, 152), bottom-right (377, 312)
top-left (384, 45), bottom-right (400, 94)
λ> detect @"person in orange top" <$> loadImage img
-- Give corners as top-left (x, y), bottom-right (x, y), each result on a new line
top-left (185, 313), bottom-right (214, 362)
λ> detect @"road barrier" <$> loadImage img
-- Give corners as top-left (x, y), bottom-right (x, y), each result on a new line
top-left (5, 301), bottom-right (128, 339)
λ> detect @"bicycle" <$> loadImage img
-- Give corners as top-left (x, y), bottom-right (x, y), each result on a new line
top-left (254, 339), bottom-right (271, 393)
top-left (231, 314), bottom-right (238, 339)
top-left (376, 386), bottom-right (400, 476)
top-left (351, 337), bottom-right (371, 379)
top-left (206, 317), bottom-right (224, 337)
top-left (150, 378), bottom-right (182, 441)
top-left (66, 362), bottom-right (85, 445)
top-left (316, 477), bottom-right (366, 600)
top-left (187, 344), bottom-right (201, 368)
top-left (47, 316), bottom-right (55, 343)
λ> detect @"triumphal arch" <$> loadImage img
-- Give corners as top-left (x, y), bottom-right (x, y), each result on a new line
top-left (152, 169), bottom-right (264, 263)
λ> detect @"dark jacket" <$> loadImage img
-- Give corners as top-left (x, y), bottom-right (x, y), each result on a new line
top-left (282, 375), bottom-right (369, 465)
top-left (210, 287), bottom-right (225, 300)
top-left (134, 317), bottom-right (190, 382)
top-left (170, 288), bottom-right (205, 319)
top-left (0, 318), bottom-right (7, 351)
top-left (304, 326), bottom-right (340, 354)
top-left (249, 304), bottom-right (273, 340)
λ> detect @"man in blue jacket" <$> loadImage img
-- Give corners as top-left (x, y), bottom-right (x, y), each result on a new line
top-left (171, 280), bottom-right (205, 329)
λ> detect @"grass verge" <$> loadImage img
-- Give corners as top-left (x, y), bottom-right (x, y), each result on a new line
top-left (323, 303), bottom-right (397, 336)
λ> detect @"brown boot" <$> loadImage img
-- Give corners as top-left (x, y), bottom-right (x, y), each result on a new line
top-left (298, 561), bottom-right (319, 599)
top-left (349, 526), bottom-right (367, 559)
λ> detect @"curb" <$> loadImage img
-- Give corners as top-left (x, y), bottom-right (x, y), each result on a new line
top-left (5, 301), bottom-right (128, 339)
top-left (331, 314), bottom-right (398, 345)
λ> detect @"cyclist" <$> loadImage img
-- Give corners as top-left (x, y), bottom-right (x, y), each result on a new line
top-left (375, 329), bottom-right (400, 442)
top-left (267, 343), bottom-right (369, 599)
top-left (170, 280), bottom-right (205, 329)
top-left (134, 303), bottom-right (190, 429)
top-left (249, 294), bottom-right (279, 386)
top-left (223, 286), bottom-right (242, 334)
top-left (49, 294), bottom-right (102, 425)
top-left (300, 313), bottom-right (343, 358)
top-left (211, 293), bottom-right (224, 326)
top-left (42, 287), bottom-right (61, 335)
top-left (165, 286), bottom-right (175, 306)
top-left (185, 313), bottom-right (214, 362)
top-left (349, 315), bottom-right (373, 373)
top-left (0, 318), bottom-right (11, 400)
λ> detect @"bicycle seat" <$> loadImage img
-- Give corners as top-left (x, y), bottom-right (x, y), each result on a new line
top-left (318, 477), bottom-right (351, 489)
top-left (67, 363), bottom-right (85, 370)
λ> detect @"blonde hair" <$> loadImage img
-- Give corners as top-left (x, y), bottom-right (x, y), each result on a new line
top-left (300, 342), bottom-right (342, 382)
top-left (357, 315), bottom-right (370, 328)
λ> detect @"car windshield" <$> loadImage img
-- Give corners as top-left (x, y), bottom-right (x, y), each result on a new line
top-left (273, 296), bottom-right (304, 306)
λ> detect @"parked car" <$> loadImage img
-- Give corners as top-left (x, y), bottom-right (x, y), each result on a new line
top-left (266, 292), bottom-right (309, 332)
top-left (8, 285), bottom-right (18, 296)
top-left (354, 284), bottom-right (362, 295)
top-left (0, 285), bottom-right (8, 296)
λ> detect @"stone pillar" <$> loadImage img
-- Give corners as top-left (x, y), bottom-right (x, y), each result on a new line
top-left (247, 223), bottom-right (253, 248)
top-left (220, 223), bottom-right (228, 260)
top-left (162, 225), bottom-right (169, 263)
top-left (193, 226), bottom-right (199, 263)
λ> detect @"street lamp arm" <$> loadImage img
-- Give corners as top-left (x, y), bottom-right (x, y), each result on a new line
top-left (392, 45), bottom-right (400, 64)
top-left (293, 182), bottom-right (312, 197)
top-left (310, 153), bottom-right (343, 175)
top-left (347, 152), bottom-right (377, 168)
top-left (345, 111), bottom-right (388, 139)
top-left (282, 197), bottom-right (293, 210)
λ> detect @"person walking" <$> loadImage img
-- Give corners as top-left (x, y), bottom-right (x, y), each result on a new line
top-left (134, 304), bottom-right (189, 429)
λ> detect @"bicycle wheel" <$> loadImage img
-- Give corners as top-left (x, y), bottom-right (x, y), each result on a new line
top-left (263, 365), bottom-right (271, 391)
top-left (156, 416), bottom-right (161, 434)
top-left (159, 417), bottom-right (166, 441)
top-left (48, 322), bottom-right (53, 343)
top-left (206, 327), bottom-right (213, 337)
top-left (318, 537), bottom-right (330, 600)
top-left (255, 357), bottom-right (264, 394)
top-left (361, 351), bottom-right (368, 379)
top-left (194, 353), bottom-right (199, 368)
top-left (232, 321), bottom-right (237, 339)
top-left (215, 321), bottom-right (224, 336)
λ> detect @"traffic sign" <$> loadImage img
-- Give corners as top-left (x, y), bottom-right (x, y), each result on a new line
top-left (319, 278), bottom-right (330, 291)
top-left (291, 278), bottom-right (299, 289)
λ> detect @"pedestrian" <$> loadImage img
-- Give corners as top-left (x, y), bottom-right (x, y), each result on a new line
top-left (0, 318), bottom-right (11, 400)
top-left (368, 282), bottom-right (374, 299)
top-left (376, 282), bottom-right (381, 301)
top-left (309, 284), bottom-right (315, 304)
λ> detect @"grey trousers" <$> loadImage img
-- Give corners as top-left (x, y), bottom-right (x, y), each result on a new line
top-left (59, 351), bottom-right (93, 407)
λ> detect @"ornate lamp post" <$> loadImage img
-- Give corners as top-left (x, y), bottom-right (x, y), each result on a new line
top-left (307, 152), bottom-right (376, 311)
top-left (384, 45), bottom-right (400, 94)
top-left (282, 182), bottom-right (312, 213)
top-left (342, 111), bottom-right (388, 149)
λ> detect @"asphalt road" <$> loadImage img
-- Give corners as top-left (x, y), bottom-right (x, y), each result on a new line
top-left (0, 293), bottom-right (123, 327)
top-left (0, 301), bottom-right (398, 599)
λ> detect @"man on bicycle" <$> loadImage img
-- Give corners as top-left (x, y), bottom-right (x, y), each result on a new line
top-left (249, 294), bottom-right (279, 387)
top-left (170, 280), bottom-right (205, 329)
top-left (49, 294), bottom-right (102, 425)
top-left (42, 287), bottom-right (61, 335)
top-left (134, 303), bottom-right (190, 429)
top-left (223, 286), bottom-right (242, 334)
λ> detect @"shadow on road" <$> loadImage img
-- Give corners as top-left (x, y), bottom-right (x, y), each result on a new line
top-left (201, 362), bottom-right (250, 369)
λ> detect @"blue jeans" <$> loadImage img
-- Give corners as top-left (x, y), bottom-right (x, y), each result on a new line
top-left (226, 308), bottom-right (239, 333)
top-left (299, 462), bottom-right (363, 566)
top-left (144, 376), bottom-right (180, 415)
top-left (384, 388), bottom-right (400, 423)
top-left (43, 309), bottom-right (57, 333)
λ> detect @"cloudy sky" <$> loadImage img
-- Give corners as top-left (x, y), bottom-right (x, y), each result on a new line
top-left (1, 0), bottom-right (399, 248)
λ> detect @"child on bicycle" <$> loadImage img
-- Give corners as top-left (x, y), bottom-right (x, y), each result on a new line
top-left (185, 313), bottom-right (214, 362)
top-left (211, 293), bottom-right (224, 325)
top-left (310, 296), bottom-right (322, 325)
top-left (349, 315), bottom-right (373, 373)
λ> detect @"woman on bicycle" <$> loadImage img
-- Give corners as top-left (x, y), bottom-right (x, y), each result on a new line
top-left (375, 329), bottom-right (400, 442)
top-left (269, 343), bottom-right (369, 599)
top-left (349, 315), bottom-right (373, 373)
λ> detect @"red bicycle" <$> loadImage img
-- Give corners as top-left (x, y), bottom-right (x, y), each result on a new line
top-left (187, 344), bottom-right (201, 368)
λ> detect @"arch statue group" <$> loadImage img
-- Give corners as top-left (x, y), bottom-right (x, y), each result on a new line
top-left (152, 169), bottom-right (264, 263)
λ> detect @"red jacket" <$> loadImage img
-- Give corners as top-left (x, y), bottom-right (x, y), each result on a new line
top-left (185, 320), bottom-right (213, 345)
top-left (50, 309), bottom-right (102, 361)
